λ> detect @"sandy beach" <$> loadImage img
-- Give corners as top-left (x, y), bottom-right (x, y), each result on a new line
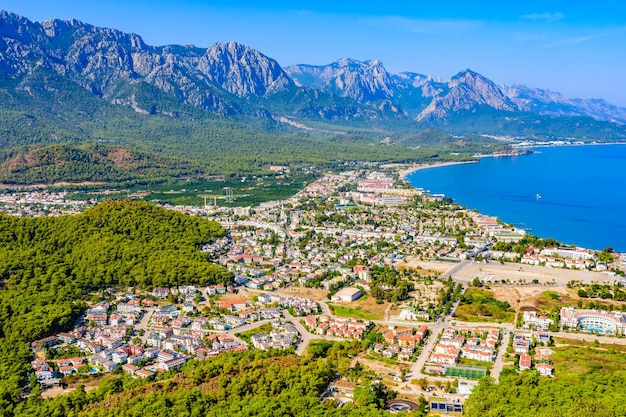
top-left (396, 160), bottom-right (478, 181)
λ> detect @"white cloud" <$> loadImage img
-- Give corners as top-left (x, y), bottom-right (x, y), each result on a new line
top-left (367, 16), bottom-right (483, 36)
top-left (521, 12), bottom-right (565, 23)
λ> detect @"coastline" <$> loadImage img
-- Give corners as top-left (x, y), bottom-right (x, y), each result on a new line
top-left (398, 144), bottom-right (626, 252)
top-left (397, 160), bottom-right (479, 182)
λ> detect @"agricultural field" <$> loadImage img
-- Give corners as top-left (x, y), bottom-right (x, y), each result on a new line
top-left (72, 174), bottom-right (313, 207)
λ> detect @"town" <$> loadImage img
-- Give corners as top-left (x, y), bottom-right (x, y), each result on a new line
top-left (6, 166), bottom-right (626, 413)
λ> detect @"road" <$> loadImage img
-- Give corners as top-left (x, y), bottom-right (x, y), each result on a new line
top-left (490, 330), bottom-right (511, 380)
top-left (442, 259), bottom-right (471, 280)
top-left (407, 326), bottom-right (443, 382)
top-left (550, 331), bottom-right (626, 345)
top-left (318, 300), bottom-right (332, 316)
top-left (283, 310), bottom-right (344, 355)
top-left (135, 307), bottom-right (156, 343)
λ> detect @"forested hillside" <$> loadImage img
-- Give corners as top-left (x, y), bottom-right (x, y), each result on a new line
top-left (0, 69), bottom-right (468, 183)
top-left (0, 201), bottom-right (231, 413)
top-left (464, 368), bottom-right (626, 416)
top-left (11, 346), bottom-right (412, 417)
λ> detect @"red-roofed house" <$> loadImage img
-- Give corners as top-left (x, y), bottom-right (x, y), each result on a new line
top-left (519, 354), bottom-right (532, 371)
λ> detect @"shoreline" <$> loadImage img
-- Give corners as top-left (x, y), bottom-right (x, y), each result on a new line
top-left (397, 160), bottom-right (479, 181)
top-left (397, 145), bottom-right (626, 253)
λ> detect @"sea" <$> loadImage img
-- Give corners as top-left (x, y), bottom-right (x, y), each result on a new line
top-left (405, 144), bottom-right (626, 252)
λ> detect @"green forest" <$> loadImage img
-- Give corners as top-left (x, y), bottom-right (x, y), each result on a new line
top-left (464, 367), bottom-right (626, 416)
top-left (11, 346), bottom-right (420, 417)
top-left (0, 201), bottom-right (231, 413)
top-left (0, 70), bottom-right (495, 185)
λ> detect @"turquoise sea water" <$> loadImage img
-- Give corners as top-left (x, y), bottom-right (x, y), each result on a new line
top-left (405, 144), bottom-right (626, 252)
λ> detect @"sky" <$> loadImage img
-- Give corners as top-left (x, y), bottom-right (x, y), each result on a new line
top-left (2, 0), bottom-right (626, 106)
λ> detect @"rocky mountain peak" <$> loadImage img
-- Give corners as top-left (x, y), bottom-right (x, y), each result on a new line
top-left (285, 57), bottom-right (396, 102)
top-left (198, 41), bottom-right (293, 97)
top-left (416, 68), bottom-right (517, 121)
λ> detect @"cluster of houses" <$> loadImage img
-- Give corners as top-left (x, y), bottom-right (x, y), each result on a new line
top-left (429, 327), bottom-right (500, 366)
top-left (256, 294), bottom-right (320, 316)
top-left (515, 333), bottom-right (554, 377)
top-left (303, 316), bottom-right (372, 339)
top-left (518, 352), bottom-right (554, 376)
top-left (29, 282), bottom-right (330, 387)
top-left (520, 247), bottom-right (597, 269)
top-left (372, 325), bottom-right (428, 360)
top-left (0, 190), bottom-right (93, 217)
top-left (199, 169), bottom-right (482, 292)
top-left (249, 321), bottom-right (300, 350)
top-left (345, 171), bottom-right (419, 207)
top-left (470, 214), bottom-right (525, 244)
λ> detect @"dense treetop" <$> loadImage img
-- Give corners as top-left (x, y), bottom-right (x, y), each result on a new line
top-left (464, 368), bottom-right (626, 417)
top-left (0, 201), bottom-right (231, 413)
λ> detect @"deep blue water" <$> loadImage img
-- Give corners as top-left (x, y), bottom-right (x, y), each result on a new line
top-left (405, 144), bottom-right (626, 252)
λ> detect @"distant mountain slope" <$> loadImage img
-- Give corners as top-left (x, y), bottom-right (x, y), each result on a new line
top-left (0, 143), bottom-right (201, 184)
top-left (0, 10), bottom-right (291, 114)
top-left (285, 58), bottom-right (396, 102)
top-left (506, 84), bottom-right (626, 124)
top-left (1, 8), bottom-right (626, 153)
top-left (416, 69), bottom-right (518, 122)
top-left (286, 55), bottom-right (626, 132)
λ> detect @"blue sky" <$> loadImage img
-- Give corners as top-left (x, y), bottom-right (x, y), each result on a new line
top-left (3, 1), bottom-right (626, 105)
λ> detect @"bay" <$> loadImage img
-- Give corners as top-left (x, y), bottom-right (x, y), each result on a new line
top-left (405, 144), bottom-right (626, 252)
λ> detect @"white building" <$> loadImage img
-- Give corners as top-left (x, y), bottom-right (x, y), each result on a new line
top-left (331, 287), bottom-right (362, 302)
top-left (560, 307), bottom-right (626, 335)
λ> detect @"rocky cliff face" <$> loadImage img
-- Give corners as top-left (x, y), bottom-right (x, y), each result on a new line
top-left (285, 58), bottom-right (397, 102)
top-left (0, 11), bottom-right (291, 113)
top-left (416, 69), bottom-right (517, 121)
top-left (198, 42), bottom-right (293, 97)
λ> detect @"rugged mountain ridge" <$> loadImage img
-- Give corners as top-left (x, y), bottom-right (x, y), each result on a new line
top-left (1, 9), bottom-right (626, 136)
top-left (285, 58), bottom-right (397, 102)
top-left (416, 69), bottom-right (518, 122)
top-left (288, 58), bottom-right (626, 125)
top-left (0, 10), bottom-right (292, 114)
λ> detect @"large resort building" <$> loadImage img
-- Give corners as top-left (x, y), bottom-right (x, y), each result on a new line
top-left (560, 307), bottom-right (626, 335)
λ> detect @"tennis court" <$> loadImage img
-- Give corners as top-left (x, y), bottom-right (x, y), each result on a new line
top-left (444, 365), bottom-right (487, 379)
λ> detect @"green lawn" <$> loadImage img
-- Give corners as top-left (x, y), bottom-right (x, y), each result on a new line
top-left (328, 304), bottom-right (381, 321)
top-left (234, 323), bottom-right (274, 344)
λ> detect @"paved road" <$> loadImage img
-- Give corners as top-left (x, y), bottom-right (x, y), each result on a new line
top-left (551, 331), bottom-right (626, 345)
top-left (318, 300), bottom-right (332, 316)
top-left (442, 259), bottom-right (471, 280)
top-left (135, 307), bottom-right (156, 343)
top-left (490, 330), bottom-right (511, 380)
top-left (407, 326), bottom-right (443, 382)
top-left (225, 319), bottom-right (273, 336)
top-left (283, 311), bottom-right (344, 355)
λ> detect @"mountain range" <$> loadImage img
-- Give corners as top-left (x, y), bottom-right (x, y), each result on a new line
top-left (1, 10), bottom-right (626, 183)
top-left (2, 10), bottom-right (626, 130)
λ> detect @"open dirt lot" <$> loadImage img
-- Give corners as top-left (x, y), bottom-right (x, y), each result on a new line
top-left (277, 287), bottom-right (329, 301)
top-left (489, 285), bottom-right (576, 312)
top-left (398, 259), bottom-right (454, 275)
top-left (352, 353), bottom-right (405, 377)
top-left (454, 262), bottom-right (616, 285)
